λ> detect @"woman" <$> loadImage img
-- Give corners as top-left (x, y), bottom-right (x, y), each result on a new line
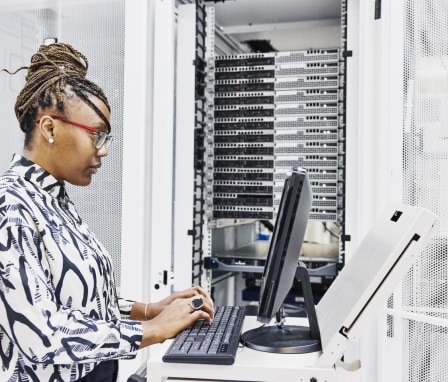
top-left (0, 42), bottom-right (213, 381)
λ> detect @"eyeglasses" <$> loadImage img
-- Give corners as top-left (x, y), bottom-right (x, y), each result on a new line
top-left (36, 115), bottom-right (113, 149)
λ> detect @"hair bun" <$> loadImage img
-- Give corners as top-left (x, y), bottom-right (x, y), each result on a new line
top-left (27, 43), bottom-right (89, 81)
top-left (13, 42), bottom-right (110, 135)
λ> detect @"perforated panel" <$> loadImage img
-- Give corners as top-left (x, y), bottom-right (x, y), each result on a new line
top-left (401, 0), bottom-right (448, 380)
top-left (0, 0), bottom-right (125, 287)
top-left (59, 1), bottom-right (125, 287)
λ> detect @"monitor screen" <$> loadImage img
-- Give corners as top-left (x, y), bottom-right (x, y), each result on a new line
top-left (241, 167), bottom-right (320, 354)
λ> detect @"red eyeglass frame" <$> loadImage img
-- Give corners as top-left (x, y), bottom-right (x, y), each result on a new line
top-left (35, 115), bottom-right (113, 149)
top-left (36, 115), bottom-right (102, 134)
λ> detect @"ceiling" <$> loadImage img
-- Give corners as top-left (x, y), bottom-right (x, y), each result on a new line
top-left (213, 0), bottom-right (341, 28)
top-left (210, 0), bottom-right (342, 52)
top-left (2, 0), bottom-right (342, 52)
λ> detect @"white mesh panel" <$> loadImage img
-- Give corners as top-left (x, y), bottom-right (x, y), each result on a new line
top-left (59, 1), bottom-right (125, 287)
top-left (402, 0), bottom-right (448, 380)
top-left (0, 0), bottom-right (125, 287)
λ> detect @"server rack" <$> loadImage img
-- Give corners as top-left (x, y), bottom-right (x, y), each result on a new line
top-left (187, 0), bottom-right (348, 302)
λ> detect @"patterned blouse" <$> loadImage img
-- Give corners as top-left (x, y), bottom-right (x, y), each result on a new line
top-left (0, 154), bottom-right (143, 381)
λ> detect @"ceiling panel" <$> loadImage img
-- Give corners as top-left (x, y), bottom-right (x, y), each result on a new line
top-left (214, 0), bottom-right (341, 27)
top-left (212, 0), bottom-right (342, 52)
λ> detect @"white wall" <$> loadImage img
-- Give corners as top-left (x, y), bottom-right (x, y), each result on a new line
top-left (229, 24), bottom-right (342, 52)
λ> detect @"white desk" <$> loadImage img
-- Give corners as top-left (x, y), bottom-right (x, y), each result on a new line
top-left (147, 316), bottom-right (362, 382)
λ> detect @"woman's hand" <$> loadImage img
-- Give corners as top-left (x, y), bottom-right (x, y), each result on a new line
top-left (145, 285), bottom-right (214, 320)
top-left (139, 291), bottom-right (214, 348)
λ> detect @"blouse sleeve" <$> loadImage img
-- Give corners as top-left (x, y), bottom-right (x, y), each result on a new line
top-left (118, 298), bottom-right (136, 319)
top-left (0, 219), bottom-right (143, 365)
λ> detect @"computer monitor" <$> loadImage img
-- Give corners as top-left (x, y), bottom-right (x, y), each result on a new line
top-left (241, 167), bottom-right (320, 354)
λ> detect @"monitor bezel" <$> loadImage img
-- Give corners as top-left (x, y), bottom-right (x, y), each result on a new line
top-left (257, 167), bottom-right (312, 324)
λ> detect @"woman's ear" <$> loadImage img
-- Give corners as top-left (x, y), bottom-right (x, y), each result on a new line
top-left (36, 115), bottom-right (55, 144)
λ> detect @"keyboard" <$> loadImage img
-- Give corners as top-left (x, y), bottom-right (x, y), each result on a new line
top-left (162, 305), bottom-right (246, 365)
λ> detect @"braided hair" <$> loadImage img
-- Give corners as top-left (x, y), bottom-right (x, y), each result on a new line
top-left (1, 43), bottom-right (110, 147)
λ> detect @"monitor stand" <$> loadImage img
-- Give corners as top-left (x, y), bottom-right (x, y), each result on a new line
top-left (241, 262), bottom-right (322, 354)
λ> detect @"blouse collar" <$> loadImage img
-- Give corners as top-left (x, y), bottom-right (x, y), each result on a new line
top-left (10, 154), bottom-right (67, 201)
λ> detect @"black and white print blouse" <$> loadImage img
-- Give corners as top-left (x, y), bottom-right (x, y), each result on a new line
top-left (0, 154), bottom-right (143, 381)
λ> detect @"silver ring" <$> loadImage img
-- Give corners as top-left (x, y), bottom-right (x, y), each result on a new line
top-left (191, 297), bottom-right (204, 310)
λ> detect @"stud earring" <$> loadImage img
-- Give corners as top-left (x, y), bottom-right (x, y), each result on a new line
top-left (49, 138), bottom-right (54, 144)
